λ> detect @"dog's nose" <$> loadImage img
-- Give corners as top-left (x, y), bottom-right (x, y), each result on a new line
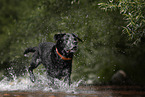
top-left (74, 41), bottom-right (78, 45)
top-left (72, 46), bottom-right (77, 49)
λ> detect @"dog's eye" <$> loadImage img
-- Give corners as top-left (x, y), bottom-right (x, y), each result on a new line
top-left (66, 38), bottom-right (69, 40)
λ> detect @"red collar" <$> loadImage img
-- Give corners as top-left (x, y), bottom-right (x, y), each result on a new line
top-left (56, 48), bottom-right (72, 61)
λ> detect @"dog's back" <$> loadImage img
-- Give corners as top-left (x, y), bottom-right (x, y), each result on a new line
top-left (38, 42), bottom-right (55, 65)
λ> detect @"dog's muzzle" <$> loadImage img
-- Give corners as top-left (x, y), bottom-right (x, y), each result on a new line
top-left (63, 33), bottom-right (79, 53)
top-left (64, 41), bottom-right (78, 53)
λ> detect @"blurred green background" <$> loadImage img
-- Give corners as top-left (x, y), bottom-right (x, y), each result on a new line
top-left (0, 0), bottom-right (145, 85)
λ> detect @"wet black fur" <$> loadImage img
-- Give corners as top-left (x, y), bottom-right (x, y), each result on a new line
top-left (24, 33), bottom-right (82, 85)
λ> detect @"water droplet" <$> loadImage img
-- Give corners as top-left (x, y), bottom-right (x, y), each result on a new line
top-left (86, 15), bottom-right (88, 18)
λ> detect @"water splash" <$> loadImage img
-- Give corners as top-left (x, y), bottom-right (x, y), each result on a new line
top-left (0, 72), bottom-right (82, 93)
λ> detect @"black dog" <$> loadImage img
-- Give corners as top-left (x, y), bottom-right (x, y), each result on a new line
top-left (24, 33), bottom-right (82, 85)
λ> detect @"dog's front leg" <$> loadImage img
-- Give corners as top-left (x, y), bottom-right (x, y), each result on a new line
top-left (28, 67), bottom-right (35, 83)
top-left (29, 51), bottom-right (41, 83)
top-left (64, 74), bottom-right (71, 85)
top-left (47, 75), bottom-right (55, 85)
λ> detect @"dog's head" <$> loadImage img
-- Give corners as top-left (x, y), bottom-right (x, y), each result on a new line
top-left (54, 33), bottom-right (82, 53)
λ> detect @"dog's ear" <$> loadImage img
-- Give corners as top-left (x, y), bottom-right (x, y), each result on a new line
top-left (72, 33), bottom-right (83, 42)
top-left (54, 33), bottom-right (66, 41)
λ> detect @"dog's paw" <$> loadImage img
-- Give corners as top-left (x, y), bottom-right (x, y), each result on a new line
top-left (29, 73), bottom-right (35, 83)
top-left (28, 68), bottom-right (35, 83)
top-left (30, 75), bottom-right (35, 83)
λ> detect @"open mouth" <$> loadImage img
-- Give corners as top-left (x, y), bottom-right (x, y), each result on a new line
top-left (65, 46), bottom-right (78, 53)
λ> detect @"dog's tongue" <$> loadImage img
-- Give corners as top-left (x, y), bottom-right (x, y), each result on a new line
top-left (66, 49), bottom-right (71, 53)
top-left (66, 49), bottom-right (77, 53)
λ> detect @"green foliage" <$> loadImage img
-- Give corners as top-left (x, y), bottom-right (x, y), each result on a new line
top-left (98, 0), bottom-right (145, 44)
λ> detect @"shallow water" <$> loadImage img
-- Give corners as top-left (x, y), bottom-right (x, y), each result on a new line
top-left (0, 72), bottom-right (83, 93)
top-left (1, 86), bottom-right (145, 97)
top-left (0, 73), bottom-right (145, 97)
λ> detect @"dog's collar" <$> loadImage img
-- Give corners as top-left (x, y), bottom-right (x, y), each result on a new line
top-left (56, 48), bottom-right (72, 61)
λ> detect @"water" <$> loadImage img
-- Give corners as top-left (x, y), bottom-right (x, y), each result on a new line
top-left (0, 72), bottom-right (145, 97)
top-left (0, 72), bottom-right (80, 93)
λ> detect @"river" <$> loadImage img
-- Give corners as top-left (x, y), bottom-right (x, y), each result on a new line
top-left (0, 73), bottom-right (145, 97)
top-left (1, 85), bottom-right (145, 97)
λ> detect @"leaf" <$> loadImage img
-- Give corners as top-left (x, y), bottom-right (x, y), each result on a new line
top-left (122, 26), bottom-right (131, 36)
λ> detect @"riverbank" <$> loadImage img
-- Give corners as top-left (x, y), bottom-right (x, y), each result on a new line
top-left (1, 85), bottom-right (145, 97)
